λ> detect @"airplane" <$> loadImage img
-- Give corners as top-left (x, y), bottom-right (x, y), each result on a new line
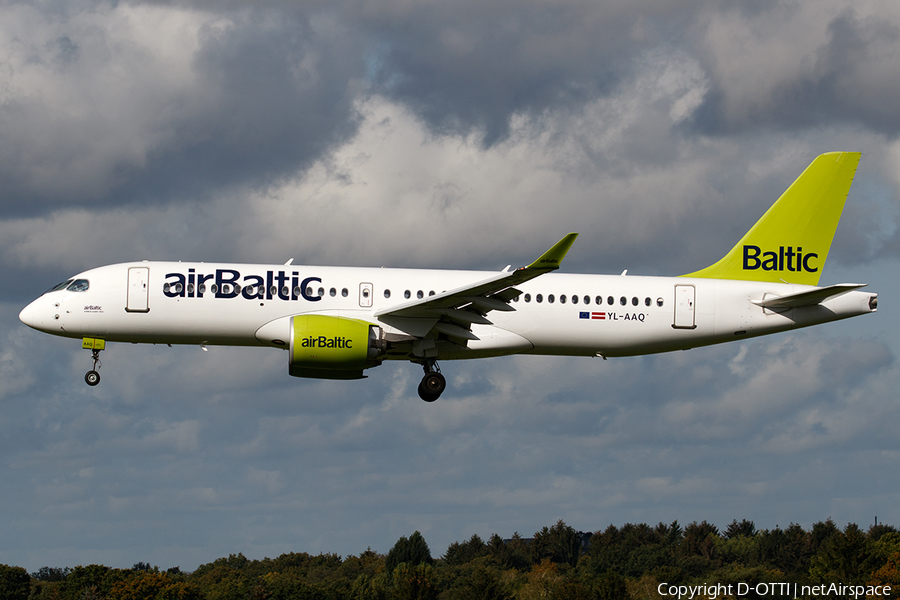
top-left (19, 152), bottom-right (877, 401)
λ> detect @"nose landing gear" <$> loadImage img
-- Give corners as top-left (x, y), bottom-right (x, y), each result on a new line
top-left (82, 337), bottom-right (105, 386)
top-left (417, 360), bottom-right (446, 402)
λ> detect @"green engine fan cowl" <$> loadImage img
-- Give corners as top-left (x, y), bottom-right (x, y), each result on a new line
top-left (289, 315), bottom-right (385, 379)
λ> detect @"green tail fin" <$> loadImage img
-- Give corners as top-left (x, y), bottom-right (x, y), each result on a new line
top-left (682, 151), bottom-right (861, 286)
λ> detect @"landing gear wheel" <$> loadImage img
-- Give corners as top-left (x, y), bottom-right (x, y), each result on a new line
top-left (85, 370), bottom-right (101, 386)
top-left (84, 345), bottom-right (103, 387)
top-left (417, 371), bottom-right (446, 402)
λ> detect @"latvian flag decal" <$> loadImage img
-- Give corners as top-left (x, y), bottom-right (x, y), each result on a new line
top-left (579, 312), bottom-right (606, 320)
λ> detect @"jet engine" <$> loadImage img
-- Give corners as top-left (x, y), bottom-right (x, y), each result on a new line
top-left (289, 315), bottom-right (386, 380)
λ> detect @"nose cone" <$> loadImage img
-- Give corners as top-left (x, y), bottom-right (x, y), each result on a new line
top-left (19, 301), bottom-right (36, 329)
top-left (19, 297), bottom-right (52, 332)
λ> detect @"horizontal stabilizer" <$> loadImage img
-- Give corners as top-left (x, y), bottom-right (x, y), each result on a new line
top-left (753, 283), bottom-right (867, 309)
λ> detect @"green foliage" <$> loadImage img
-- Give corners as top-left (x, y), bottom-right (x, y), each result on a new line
top-left (60, 564), bottom-right (127, 600)
top-left (809, 523), bottom-right (878, 587)
top-left (350, 571), bottom-right (392, 600)
top-left (724, 519), bottom-right (757, 539)
top-left (392, 563), bottom-right (438, 600)
top-left (386, 531), bottom-right (433, 574)
top-left (586, 522), bottom-right (676, 578)
top-left (443, 534), bottom-right (489, 566)
top-left (446, 560), bottom-right (513, 600)
top-left (756, 523), bottom-right (812, 574)
top-left (20, 518), bottom-right (900, 600)
top-left (595, 570), bottom-right (629, 600)
top-left (486, 533), bottom-right (530, 571)
top-left (0, 564), bottom-right (30, 600)
top-left (531, 520), bottom-right (583, 568)
top-left (870, 524), bottom-right (900, 543)
top-left (109, 571), bottom-right (173, 599)
top-left (809, 519), bottom-right (840, 554)
top-left (31, 566), bottom-right (70, 582)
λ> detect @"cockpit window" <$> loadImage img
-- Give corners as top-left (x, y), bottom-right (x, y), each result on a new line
top-left (67, 279), bottom-right (90, 292)
top-left (45, 279), bottom-right (74, 293)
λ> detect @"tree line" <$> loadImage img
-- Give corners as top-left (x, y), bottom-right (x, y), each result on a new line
top-left (2, 519), bottom-right (899, 599)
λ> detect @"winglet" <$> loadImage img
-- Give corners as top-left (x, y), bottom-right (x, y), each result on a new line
top-left (526, 233), bottom-right (579, 270)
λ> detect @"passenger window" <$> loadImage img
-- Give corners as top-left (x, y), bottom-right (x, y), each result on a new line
top-left (67, 279), bottom-right (90, 292)
top-left (384, 289), bottom-right (391, 299)
top-left (632, 297), bottom-right (638, 306)
top-left (584, 295), bottom-right (590, 305)
top-left (620, 296), bottom-right (627, 306)
top-left (292, 286), bottom-right (301, 297)
top-left (317, 287), bottom-right (324, 297)
top-left (342, 288), bottom-right (349, 297)
top-left (571, 295), bottom-right (578, 304)
top-left (548, 294), bottom-right (555, 303)
top-left (657, 297), bottom-right (664, 307)
top-left (560, 295), bottom-right (566, 304)
top-left (417, 290), bottom-right (424, 299)
top-left (330, 288), bottom-right (337, 297)
top-left (607, 296), bottom-right (614, 305)
top-left (404, 290), bottom-right (411, 299)
top-left (211, 284), bottom-right (219, 294)
top-left (536, 294), bottom-right (543, 303)
top-left (645, 297), bottom-right (652, 306)
top-left (429, 291), bottom-right (435, 296)
top-left (524, 293), bottom-right (531, 302)
top-left (595, 296), bottom-right (602, 305)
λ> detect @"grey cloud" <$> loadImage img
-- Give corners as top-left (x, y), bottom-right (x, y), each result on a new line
top-left (692, 7), bottom-right (900, 136)
top-left (0, 3), bottom-right (364, 215)
top-left (359, 0), bottom-right (699, 145)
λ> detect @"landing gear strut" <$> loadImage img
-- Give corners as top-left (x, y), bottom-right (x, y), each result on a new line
top-left (417, 360), bottom-right (446, 402)
top-left (83, 337), bottom-right (105, 386)
top-left (85, 349), bottom-right (101, 386)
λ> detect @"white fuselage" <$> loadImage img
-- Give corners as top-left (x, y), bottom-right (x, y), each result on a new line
top-left (19, 261), bottom-right (877, 362)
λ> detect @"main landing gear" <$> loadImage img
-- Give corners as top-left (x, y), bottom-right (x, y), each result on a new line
top-left (83, 337), bottom-right (105, 386)
top-left (417, 359), bottom-right (446, 402)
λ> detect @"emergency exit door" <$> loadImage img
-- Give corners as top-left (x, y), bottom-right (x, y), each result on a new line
top-left (359, 282), bottom-right (373, 308)
top-left (126, 267), bottom-right (150, 313)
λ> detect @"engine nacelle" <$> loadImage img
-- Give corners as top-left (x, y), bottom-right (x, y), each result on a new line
top-left (289, 315), bottom-right (385, 380)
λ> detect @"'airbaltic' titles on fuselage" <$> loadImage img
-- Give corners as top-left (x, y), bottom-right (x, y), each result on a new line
top-left (163, 269), bottom-right (322, 301)
top-left (742, 245), bottom-right (819, 273)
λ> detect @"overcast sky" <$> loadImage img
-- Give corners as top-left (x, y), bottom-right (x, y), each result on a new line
top-left (2, 0), bottom-right (900, 572)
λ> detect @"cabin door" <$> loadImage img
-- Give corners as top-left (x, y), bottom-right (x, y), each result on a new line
top-left (673, 285), bottom-right (696, 329)
top-left (126, 267), bottom-right (150, 313)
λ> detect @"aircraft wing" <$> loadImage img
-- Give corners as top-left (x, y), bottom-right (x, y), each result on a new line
top-left (753, 283), bottom-right (867, 309)
top-left (374, 233), bottom-right (578, 340)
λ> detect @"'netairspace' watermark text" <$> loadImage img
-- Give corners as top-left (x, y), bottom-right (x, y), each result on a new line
top-left (657, 582), bottom-right (892, 599)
